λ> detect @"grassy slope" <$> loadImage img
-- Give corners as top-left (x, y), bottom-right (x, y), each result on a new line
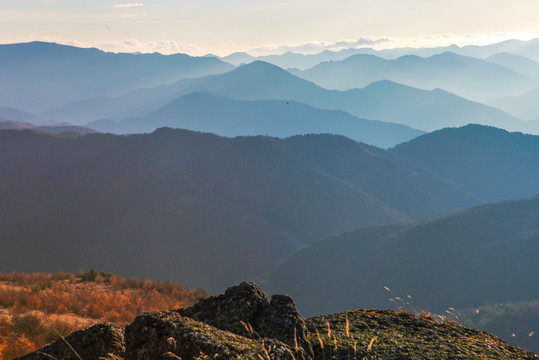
top-left (306, 310), bottom-right (538, 359)
top-left (459, 301), bottom-right (539, 354)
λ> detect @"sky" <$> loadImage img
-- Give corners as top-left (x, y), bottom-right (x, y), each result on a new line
top-left (1, 0), bottom-right (539, 56)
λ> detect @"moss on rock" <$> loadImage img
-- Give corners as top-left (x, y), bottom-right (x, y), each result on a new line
top-left (15, 323), bottom-right (125, 360)
top-left (125, 311), bottom-right (294, 360)
top-left (178, 282), bottom-right (313, 360)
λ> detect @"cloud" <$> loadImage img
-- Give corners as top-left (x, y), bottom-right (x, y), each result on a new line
top-left (1, 36), bottom-right (201, 55)
top-left (246, 37), bottom-right (390, 56)
top-left (109, 3), bottom-right (144, 8)
top-left (7, 30), bottom-right (538, 58)
top-left (84, 38), bottom-right (202, 55)
top-left (240, 30), bottom-right (539, 57)
top-left (148, 40), bottom-right (201, 54)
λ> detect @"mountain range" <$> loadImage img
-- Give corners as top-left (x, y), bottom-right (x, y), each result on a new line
top-left (487, 86), bottom-right (539, 121)
top-left (263, 196), bottom-right (539, 317)
top-left (258, 123), bottom-right (539, 321)
top-left (393, 124), bottom-right (539, 202)
top-left (2, 41), bottom-right (531, 138)
top-left (45, 61), bottom-right (529, 134)
top-left (0, 106), bottom-right (42, 124)
top-left (0, 120), bottom-right (97, 136)
top-left (0, 41), bottom-right (234, 114)
top-left (486, 52), bottom-right (539, 80)
top-left (3, 124), bottom-right (539, 293)
top-left (389, 38), bottom-right (539, 62)
top-left (1, 38), bottom-right (539, 357)
top-left (218, 37), bottom-right (539, 69)
top-left (0, 128), bottom-right (480, 291)
top-left (221, 48), bottom-right (387, 69)
top-left (290, 52), bottom-right (536, 102)
top-left (86, 92), bottom-right (424, 148)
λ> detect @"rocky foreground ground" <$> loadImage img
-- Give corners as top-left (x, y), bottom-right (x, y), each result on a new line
top-left (16, 282), bottom-right (538, 360)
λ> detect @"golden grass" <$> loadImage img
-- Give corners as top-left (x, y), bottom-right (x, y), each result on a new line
top-left (366, 337), bottom-right (376, 352)
top-left (416, 311), bottom-right (437, 322)
top-left (0, 271), bottom-right (207, 359)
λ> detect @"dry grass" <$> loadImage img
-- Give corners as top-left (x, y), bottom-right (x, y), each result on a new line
top-left (0, 271), bottom-right (207, 359)
top-left (440, 317), bottom-right (460, 327)
top-left (416, 311), bottom-right (437, 322)
top-left (396, 309), bottom-right (414, 318)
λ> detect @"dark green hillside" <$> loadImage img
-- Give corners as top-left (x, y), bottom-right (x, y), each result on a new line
top-left (393, 124), bottom-right (539, 201)
top-left (0, 129), bottom-right (476, 291)
top-left (0, 120), bottom-right (32, 130)
top-left (0, 129), bottom-right (388, 291)
top-left (0, 120), bottom-right (97, 135)
top-left (284, 135), bottom-right (480, 219)
top-left (264, 197), bottom-right (539, 316)
top-left (31, 125), bottom-right (97, 135)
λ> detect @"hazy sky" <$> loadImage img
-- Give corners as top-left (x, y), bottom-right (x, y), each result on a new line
top-left (1, 0), bottom-right (539, 56)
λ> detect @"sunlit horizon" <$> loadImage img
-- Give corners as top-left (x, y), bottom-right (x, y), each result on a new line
top-left (2, 0), bottom-right (539, 57)
top-left (2, 29), bottom-right (539, 58)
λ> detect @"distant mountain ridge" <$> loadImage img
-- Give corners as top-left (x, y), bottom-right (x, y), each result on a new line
top-left (47, 61), bottom-right (529, 134)
top-left (291, 52), bottom-right (536, 102)
top-left (0, 120), bottom-right (97, 135)
top-left (217, 37), bottom-right (539, 69)
top-left (486, 52), bottom-right (539, 80)
top-left (0, 120), bottom-right (32, 130)
top-left (0, 41), bottom-right (234, 113)
top-left (0, 106), bottom-right (42, 124)
top-left (87, 92), bottom-right (424, 148)
top-left (486, 86), bottom-right (539, 121)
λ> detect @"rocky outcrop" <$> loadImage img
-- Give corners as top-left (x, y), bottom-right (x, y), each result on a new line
top-left (124, 311), bottom-right (294, 360)
top-left (15, 323), bottom-right (125, 360)
top-left (178, 282), bottom-right (313, 360)
top-left (15, 283), bottom-right (308, 360)
top-left (16, 311), bottom-right (297, 360)
top-left (15, 283), bottom-right (538, 360)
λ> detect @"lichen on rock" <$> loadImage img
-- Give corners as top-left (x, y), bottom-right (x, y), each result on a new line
top-left (124, 310), bottom-right (295, 360)
top-left (177, 282), bottom-right (313, 360)
top-left (14, 322), bottom-right (125, 360)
